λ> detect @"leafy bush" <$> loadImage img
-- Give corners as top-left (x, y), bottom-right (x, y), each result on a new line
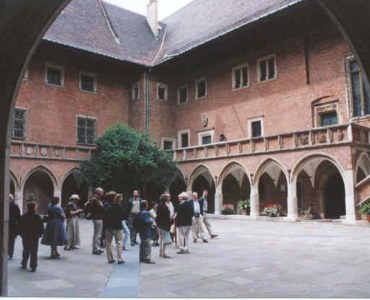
top-left (221, 204), bottom-right (235, 215)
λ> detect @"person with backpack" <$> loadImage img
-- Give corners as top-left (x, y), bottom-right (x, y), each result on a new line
top-left (18, 201), bottom-right (44, 272)
top-left (136, 200), bottom-right (155, 264)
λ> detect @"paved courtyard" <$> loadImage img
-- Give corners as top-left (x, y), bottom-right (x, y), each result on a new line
top-left (8, 218), bottom-right (370, 298)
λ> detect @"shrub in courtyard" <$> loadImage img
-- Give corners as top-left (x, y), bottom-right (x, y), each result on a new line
top-left (263, 203), bottom-right (282, 217)
top-left (221, 204), bottom-right (235, 215)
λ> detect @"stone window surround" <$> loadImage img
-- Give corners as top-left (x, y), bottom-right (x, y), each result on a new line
top-left (76, 115), bottom-right (97, 145)
top-left (161, 137), bottom-right (176, 150)
top-left (177, 85), bottom-right (189, 104)
top-left (247, 116), bottom-right (264, 138)
top-left (195, 77), bottom-right (207, 100)
top-left (313, 101), bottom-right (339, 128)
top-left (45, 63), bottom-right (65, 87)
top-left (12, 107), bottom-right (27, 140)
top-left (232, 62), bottom-right (250, 90)
top-left (131, 81), bottom-right (140, 100)
top-left (157, 82), bottom-right (168, 100)
top-left (197, 129), bottom-right (214, 145)
top-left (257, 54), bottom-right (277, 83)
top-left (178, 129), bottom-right (190, 149)
top-left (79, 71), bottom-right (97, 93)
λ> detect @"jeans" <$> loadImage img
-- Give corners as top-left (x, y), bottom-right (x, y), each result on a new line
top-left (128, 214), bottom-right (138, 244)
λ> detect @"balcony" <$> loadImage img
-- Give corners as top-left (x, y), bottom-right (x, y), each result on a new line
top-left (10, 141), bottom-right (95, 162)
top-left (171, 123), bottom-right (370, 162)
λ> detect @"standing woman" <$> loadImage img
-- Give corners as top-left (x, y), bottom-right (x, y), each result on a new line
top-left (41, 196), bottom-right (67, 258)
top-left (156, 194), bottom-right (172, 258)
top-left (65, 194), bottom-right (83, 250)
top-left (149, 202), bottom-right (159, 247)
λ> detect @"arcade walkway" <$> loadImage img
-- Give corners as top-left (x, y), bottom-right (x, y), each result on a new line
top-left (8, 218), bottom-right (370, 297)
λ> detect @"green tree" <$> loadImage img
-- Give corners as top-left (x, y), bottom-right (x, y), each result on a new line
top-left (80, 123), bottom-right (177, 193)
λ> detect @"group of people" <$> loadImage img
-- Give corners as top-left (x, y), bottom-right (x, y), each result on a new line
top-left (7, 188), bottom-right (218, 271)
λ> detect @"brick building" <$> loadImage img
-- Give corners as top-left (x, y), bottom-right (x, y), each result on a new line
top-left (9, 0), bottom-right (370, 222)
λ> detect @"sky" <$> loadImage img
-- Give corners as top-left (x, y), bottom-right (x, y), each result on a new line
top-left (104, 0), bottom-right (193, 20)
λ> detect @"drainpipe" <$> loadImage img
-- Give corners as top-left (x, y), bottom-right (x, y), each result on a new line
top-left (145, 68), bottom-right (152, 140)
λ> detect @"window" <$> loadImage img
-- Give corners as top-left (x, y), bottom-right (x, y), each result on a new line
top-left (80, 72), bottom-right (97, 92)
top-left (178, 85), bottom-right (188, 104)
top-left (77, 116), bottom-right (96, 144)
top-left (161, 138), bottom-right (176, 150)
top-left (258, 55), bottom-right (276, 82)
top-left (232, 64), bottom-right (249, 89)
top-left (196, 78), bottom-right (207, 99)
top-left (347, 57), bottom-right (370, 117)
top-left (198, 130), bottom-right (214, 145)
top-left (157, 83), bottom-right (168, 100)
top-left (320, 111), bottom-right (338, 127)
top-left (248, 118), bottom-right (263, 138)
top-left (178, 130), bottom-right (190, 148)
top-left (131, 82), bottom-right (140, 100)
top-left (12, 108), bottom-right (26, 139)
top-left (45, 64), bottom-right (64, 86)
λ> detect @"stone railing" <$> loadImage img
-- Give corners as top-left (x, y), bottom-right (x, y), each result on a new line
top-left (10, 141), bottom-right (95, 162)
top-left (170, 124), bottom-right (362, 162)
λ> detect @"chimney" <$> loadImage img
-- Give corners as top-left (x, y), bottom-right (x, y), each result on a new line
top-left (147, 0), bottom-right (159, 38)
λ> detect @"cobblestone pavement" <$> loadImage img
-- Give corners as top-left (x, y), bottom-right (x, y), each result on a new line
top-left (8, 218), bottom-right (370, 298)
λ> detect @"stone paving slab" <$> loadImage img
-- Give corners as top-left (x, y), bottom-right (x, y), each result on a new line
top-left (7, 218), bottom-right (370, 298)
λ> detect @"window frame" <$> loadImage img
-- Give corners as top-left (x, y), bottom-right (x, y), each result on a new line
top-left (314, 102), bottom-right (339, 128)
top-left (198, 129), bottom-right (214, 146)
top-left (178, 129), bottom-right (190, 149)
top-left (131, 81), bottom-right (140, 101)
top-left (157, 82), bottom-right (168, 101)
top-left (161, 137), bottom-right (176, 150)
top-left (177, 85), bottom-right (189, 104)
top-left (12, 107), bottom-right (27, 140)
top-left (76, 115), bottom-right (97, 145)
top-left (195, 77), bottom-right (207, 99)
top-left (232, 63), bottom-right (250, 90)
top-left (247, 117), bottom-right (264, 139)
top-left (79, 71), bottom-right (97, 93)
top-left (45, 63), bottom-right (65, 87)
top-left (257, 54), bottom-right (277, 83)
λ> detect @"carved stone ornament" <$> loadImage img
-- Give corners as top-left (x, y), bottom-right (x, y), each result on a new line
top-left (337, 129), bottom-right (344, 141)
top-left (317, 131), bottom-right (327, 143)
top-left (300, 134), bottom-right (309, 145)
top-left (317, 104), bottom-right (336, 113)
top-left (25, 147), bottom-right (33, 155)
top-left (201, 115), bottom-right (208, 127)
top-left (54, 149), bottom-right (62, 157)
top-left (40, 147), bottom-right (47, 156)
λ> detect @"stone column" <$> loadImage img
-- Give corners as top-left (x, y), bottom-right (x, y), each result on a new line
top-left (14, 191), bottom-right (23, 213)
top-left (343, 170), bottom-right (357, 223)
top-left (54, 190), bottom-right (62, 200)
top-left (250, 184), bottom-right (260, 218)
top-left (287, 179), bottom-right (298, 220)
top-left (214, 186), bottom-right (223, 215)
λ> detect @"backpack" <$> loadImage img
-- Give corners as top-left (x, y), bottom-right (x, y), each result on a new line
top-left (133, 213), bottom-right (143, 232)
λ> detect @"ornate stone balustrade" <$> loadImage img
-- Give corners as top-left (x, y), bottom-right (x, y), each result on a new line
top-left (171, 124), bottom-right (367, 162)
top-left (10, 141), bottom-right (95, 162)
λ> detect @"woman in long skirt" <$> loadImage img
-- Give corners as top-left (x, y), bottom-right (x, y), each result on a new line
top-left (65, 194), bottom-right (83, 250)
top-left (41, 196), bottom-right (67, 258)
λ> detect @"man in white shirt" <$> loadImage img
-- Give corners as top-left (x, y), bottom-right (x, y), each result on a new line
top-left (191, 192), bottom-right (208, 243)
top-left (199, 190), bottom-right (218, 239)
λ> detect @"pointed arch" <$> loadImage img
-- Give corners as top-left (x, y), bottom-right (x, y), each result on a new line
top-left (22, 165), bottom-right (58, 191)
top-left (61, 167), bottom-right (88, 187)
top-left (188, 164), bottom-right (215, 189)
top-left (254, 158), bottom-right (289, 187)
top-left (9, 170), bottom-right (20, 192)
top-left (217, 161), bottom-right (251, 187)
top-left (355, 152), bottom-right (370, 183)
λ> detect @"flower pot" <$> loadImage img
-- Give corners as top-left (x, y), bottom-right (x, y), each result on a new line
top-left (366, 215), bottom-right (370, 222)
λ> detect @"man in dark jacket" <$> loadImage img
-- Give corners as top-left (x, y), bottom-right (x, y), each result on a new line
top-left (8, 194), bottom-right (21, 260)
top-left (175, 192), bottom-right (194, 254)
top-left (137, 200), bottom-right (155, 264)
top-left (18, 201), bottom-right (44, 272)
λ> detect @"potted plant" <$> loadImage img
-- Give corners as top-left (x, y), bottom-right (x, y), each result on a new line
top-left (358, 202), bottom-right (370, 222)
top-left (263, 203), bottom-right (282, 217)
top-left (239, 199), bottom-right (250, 215)
top-left (221, 204), bottom-right (235, 215)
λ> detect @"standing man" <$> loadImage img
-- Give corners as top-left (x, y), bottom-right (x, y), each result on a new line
top-left (18, 201), bottom-right (44, 272)
top-left (199, 190), bottom-right (218, 239)
top-left (191, 192), bottom-right (208, 243)
top-left (8, 194), bottom-right (21, 260)
top-left (128, 190), bottom-right (141, 246)
top-left (85, 187), bottom-right (105, 255)
top-left (175, 192), bottom-right (193, 254)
